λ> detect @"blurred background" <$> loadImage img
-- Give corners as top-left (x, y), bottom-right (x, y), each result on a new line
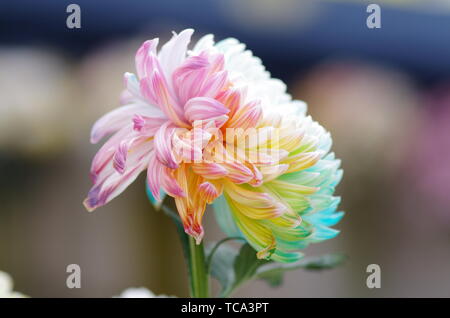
top-left (1, 0), bottom-right (450, 297)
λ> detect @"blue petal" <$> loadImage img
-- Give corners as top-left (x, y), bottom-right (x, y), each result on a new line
top-left (145, 183), bottom-right (166, 209)
top-left (212, 195), bottom-right (242, 238)
top-left (305, 210), bottom-right (345, 227)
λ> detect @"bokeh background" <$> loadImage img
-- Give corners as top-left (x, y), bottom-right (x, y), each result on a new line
top-left (1, 0), bottom-right (450, 297)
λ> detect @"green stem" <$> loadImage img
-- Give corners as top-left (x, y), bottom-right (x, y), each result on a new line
top-left (188, 236), bottom-right (209, 298)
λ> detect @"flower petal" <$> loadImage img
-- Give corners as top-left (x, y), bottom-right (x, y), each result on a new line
top-left (222, 161), bottom-right (254, 184)
top-left (146, 152), bottom-right (163, 202)
top-left (172, 53), bottom-right (209, 105)
top-left (226, 100), bottom-right (262, 130)
top-left (154, 121), bottom-right (179, 169)
top-left (84, 154), bottom-right (150, 212)
top-left (90, 103), bottom-right (161, 144)
top-left (173, 164), bottom-right (207, 244)
top-left (198, 181), bottom-right (223, 204)
top-left (112, 135), bottom-right (152, 174)
top-left (184, 97), bottom-right (229, 123)
top-left (132, 114), bottom-right (167, 135)
top-left (191, 162), bottom-right (228, 179)
top-left (158, 29), bottom-right (194, 81)
top-left (90, 126), bottom-right (135, 182)
top-left (225, 182), bottom-right (286, 217)
top-left (140, 67), bottom-right (188, 127)
top-left (199, 70), bottom-right (228, 99)
top-left (161, 167), bottom-right (186, 198)
top-left (135, 39), bottom-right (159, 79)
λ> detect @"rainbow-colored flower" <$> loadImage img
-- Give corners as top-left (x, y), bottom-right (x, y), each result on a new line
top-left (84, 29), bottom-right (343, 263)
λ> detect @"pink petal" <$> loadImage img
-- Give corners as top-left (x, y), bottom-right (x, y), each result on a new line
top-left (172, 129), bottom-right (209, 163)
top-left (84, 153), bottom-right (150, 212)
top-left (172, 54), bottom-right (209, 105)
top-left (191, 163), bottom-right (228, 179)
top-left (199, 70), bottom-right (228, 99)
top-left (184, 97), bottom-right (229, 123)
top-left (146, 153), bottom-right (163, 201)
top-left (112, 135), bottom-right (152, 174)
top-left (146, 153), bottom-right (185, 201)
top-left (223, 161), bottom-right (254, 184)
top-left (216, 86), bottom-right (247, 117)
top-left (210, 114), bottom-right (229, 129)
top-left (140, 69), bottom-right (187, 127)
top-left (183, 214), bottom-right (205, 245)
top-left (90, 126), bottom-right (135, 182)
top-left (161, 167), bottom-right (186, 197)
top-left (132, 114), bottom-right (167, 135)
top-left (135, 39), bottom-right (159, 79)
top-left (226, 100), bottom-right (262, 130)
top-left (112, 140), bottom-right (128, 174)
top-left (247, 163), bottom-right (263, 187)
top-left (154, 121), bottom-right (179, 169)
top-left (198, 181), bottom-right (222, 204)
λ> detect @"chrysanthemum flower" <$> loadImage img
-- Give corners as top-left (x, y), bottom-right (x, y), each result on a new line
top-left (84, 29), bottom-right (343, 262)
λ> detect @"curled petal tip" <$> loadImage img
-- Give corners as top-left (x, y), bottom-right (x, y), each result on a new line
top-left (256, 242), bottom-right (277, 260)
top-left (84, 185), bottom-right (105, 212)
top-left (113, 142), bottom-right (128, 174)
top-left (132, 115), bottom-right (145, 132)
top-left (184, 225), bottom-right (204, 244)
top-left (83, 198), bottom-right (96, 213)
top-left (148, 186), bottom-right (162, 203)
top-left (195, 233), bottom-right (204, 245)
top-left (89, 137), bottom-right (96, 145)
top-left (198, 181), bottom-right (221, 204)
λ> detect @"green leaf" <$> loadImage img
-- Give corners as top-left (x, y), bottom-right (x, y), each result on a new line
top-left (208, 241), bottom-right (346, 296)
top-left (208, 243), bottom-right (270, 297)
top-left (256, 253), bottom-right (347, 287)
top-left (258, 270), bottom-right (284, 287)
top-left (207, 242), bottom-right (238, 297)
top-left (233, 244), bottom-right (271, 288)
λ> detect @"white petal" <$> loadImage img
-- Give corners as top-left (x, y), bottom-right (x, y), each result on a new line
top-left (213, 37), bottom-right (298, 114)
top-left (192, 34), bottom-right (215, 54)
top-left (158, 29), bottom-right (194, 80)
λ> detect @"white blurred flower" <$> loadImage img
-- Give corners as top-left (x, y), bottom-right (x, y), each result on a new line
top-left (0, 271), bottom-right (27, 298)
top-left (0, 48), bottom-right (76, 156)
top-left (115, 287), bottom-right (174, 298)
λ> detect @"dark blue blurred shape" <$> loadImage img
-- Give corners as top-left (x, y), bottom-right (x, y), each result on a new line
top-left (0, 0), bottom-right (449, 85)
